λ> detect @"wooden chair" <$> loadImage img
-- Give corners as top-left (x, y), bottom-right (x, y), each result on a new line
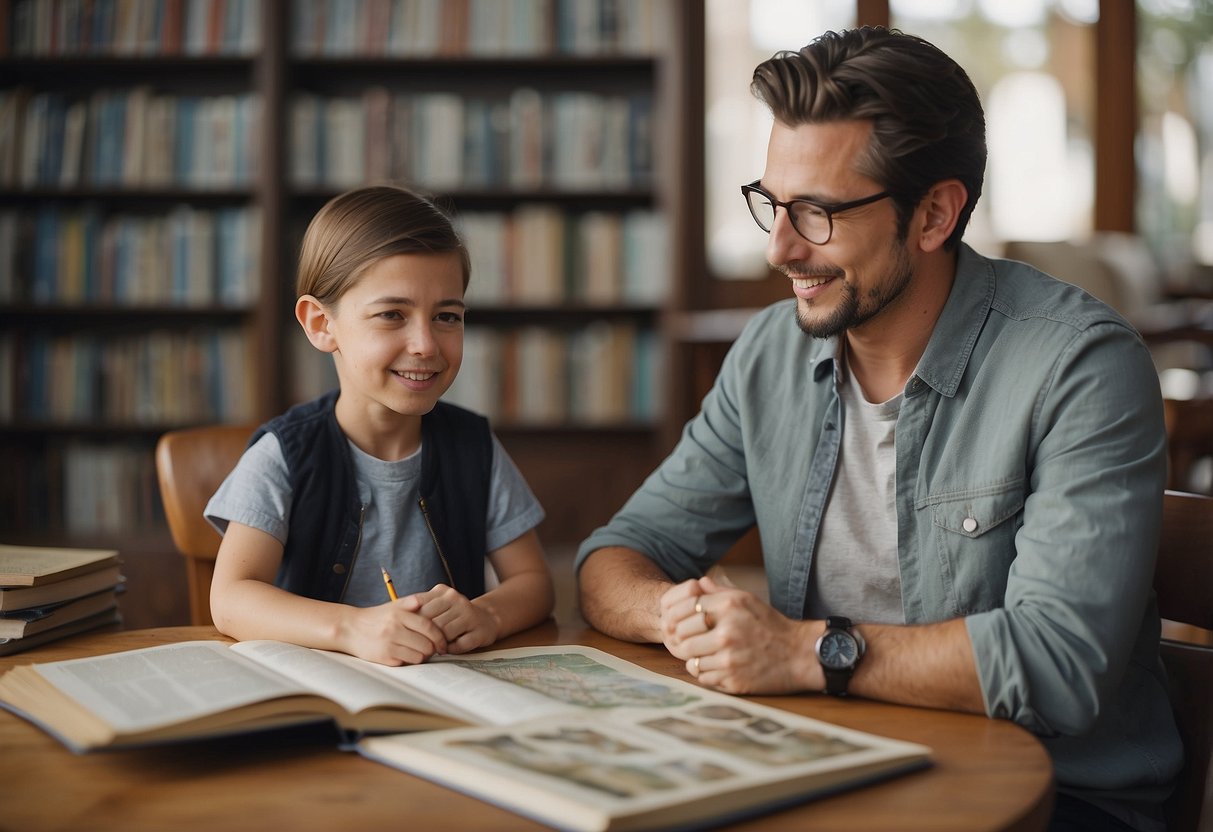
top-left (1164, 398), bottom-right (1213, 495)
top-left (155, 425), bottom-right (253, 626)
top-left (1155, 490), bottom-right (1213, 832)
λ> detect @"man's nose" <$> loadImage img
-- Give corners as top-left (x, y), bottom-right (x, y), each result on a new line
top-left (765, 206), bottom-right (810, 267)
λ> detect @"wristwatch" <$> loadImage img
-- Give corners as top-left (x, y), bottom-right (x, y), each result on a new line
top-left (815, 615), bottom-right (865, 696)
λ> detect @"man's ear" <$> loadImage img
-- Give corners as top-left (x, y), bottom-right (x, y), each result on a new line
top-left (916, 179), bottom-right (967, 253)
top-left (296, 295), bottom-right (337, 353)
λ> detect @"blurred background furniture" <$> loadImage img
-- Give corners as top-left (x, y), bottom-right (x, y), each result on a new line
top-left (1154, 489), bottom-right (1213, 832)
top-left (1164, 398), bottom-right (1213, 496)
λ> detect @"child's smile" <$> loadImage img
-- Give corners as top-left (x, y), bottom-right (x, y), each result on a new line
top-left (315, 251), bottom-right (466, 454)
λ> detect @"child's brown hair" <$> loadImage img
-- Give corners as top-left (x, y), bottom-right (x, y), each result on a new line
top-left (297, 185), bottom-right (471, 306)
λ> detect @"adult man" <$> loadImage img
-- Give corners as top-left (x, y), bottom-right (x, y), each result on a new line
top-left (576, 27), bottom-right (1181, 831)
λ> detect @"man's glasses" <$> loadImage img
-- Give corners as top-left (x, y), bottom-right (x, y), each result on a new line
top-left (741, 180), bottom-right (893, 245)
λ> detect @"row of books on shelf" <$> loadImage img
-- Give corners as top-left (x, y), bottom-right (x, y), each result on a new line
top-left (0, 88), bottom-right (261, 189)
top-left (2, 440), bottom-right (164, 536)
top-left (290, 88), bottom-right (651, 191)
top-left (5, 0), bottom-right (260, 56)
top-left (0, 544), bottom-right (123, 655)
top-left (458, 207), bottom-right (667, 306)
top-left (443, 323), bottom-right (663, 426)
top-left (0, 204), bottom-right (261, 306)
top-left (6, 0), bottom-right (665, 59)
top-left (291, 0), bottom-right (668, 58)
top-left (0, 328), bottom-right (256, 425)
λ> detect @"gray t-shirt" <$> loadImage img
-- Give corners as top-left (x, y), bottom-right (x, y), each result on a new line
top-left (807, 354), bottom-right (905, 624)
top-left (205, 432), bottom-right (544, 606)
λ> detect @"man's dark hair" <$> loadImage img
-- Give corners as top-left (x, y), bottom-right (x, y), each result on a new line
top-left (751, 27), bottom-right (986, 250)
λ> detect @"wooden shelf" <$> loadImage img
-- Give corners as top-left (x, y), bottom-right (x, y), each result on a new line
top-left (0, 1), bottom-right (701, 627)
top-left (0, 188), bottom-right (254, 203)
top-left (0, 305), bottom-right (255, 323)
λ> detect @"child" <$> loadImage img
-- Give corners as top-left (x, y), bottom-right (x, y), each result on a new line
top-left (206, 185), bottom-right (554, 665)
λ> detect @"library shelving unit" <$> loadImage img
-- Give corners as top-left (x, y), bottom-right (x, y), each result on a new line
top-left (0, 0), bottom-right (701, 626)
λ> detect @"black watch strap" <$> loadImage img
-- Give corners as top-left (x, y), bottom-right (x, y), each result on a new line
top-left (821, 616), bottom-right (860, 697)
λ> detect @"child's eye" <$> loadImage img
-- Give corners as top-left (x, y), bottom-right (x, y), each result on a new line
top-left (435, 311), bottom-right (464, 325)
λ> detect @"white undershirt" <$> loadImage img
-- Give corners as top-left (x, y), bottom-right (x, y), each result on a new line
top-left (806, 353), bottom-right (906, 624)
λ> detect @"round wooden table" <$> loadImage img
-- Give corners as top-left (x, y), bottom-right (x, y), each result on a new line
top-left (0, 622), bottom-right (1053, 831)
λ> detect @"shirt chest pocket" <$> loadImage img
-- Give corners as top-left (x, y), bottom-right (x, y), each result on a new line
top-left (927, 483), bottom-right (1025, 616)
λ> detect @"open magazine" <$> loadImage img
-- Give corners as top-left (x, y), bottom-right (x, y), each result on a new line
top-left (359, 645), bottom-right (932, 831)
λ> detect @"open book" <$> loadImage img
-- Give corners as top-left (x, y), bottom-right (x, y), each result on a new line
top-left (0, 641), bottom-right (930, 830)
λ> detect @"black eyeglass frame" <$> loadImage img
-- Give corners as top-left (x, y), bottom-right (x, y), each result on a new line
top-left (741, 180), bottom-right (894, 245)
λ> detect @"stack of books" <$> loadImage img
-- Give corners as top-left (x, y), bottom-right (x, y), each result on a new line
top-left (0, 545), bottom-right (123, 656)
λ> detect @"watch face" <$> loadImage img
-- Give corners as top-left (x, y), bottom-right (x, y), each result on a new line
top-left (818, 630), bottom-right (859, 670)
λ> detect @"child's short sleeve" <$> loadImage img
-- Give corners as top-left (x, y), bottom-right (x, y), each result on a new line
top-left (203, 432), bottom-right (293, 543)
top-left (485, 434), bottom-right (545, 552)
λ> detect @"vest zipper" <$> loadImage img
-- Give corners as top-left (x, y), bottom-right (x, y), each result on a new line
top-left (418, 497), bottom-right (456, 587)
top-left (340, 503), bottom-right (367, 601)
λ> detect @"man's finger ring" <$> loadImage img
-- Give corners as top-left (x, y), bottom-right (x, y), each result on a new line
top-left (695, 600), bottom-right (713, 630)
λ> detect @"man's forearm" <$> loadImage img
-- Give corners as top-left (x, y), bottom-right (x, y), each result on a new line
top-left (577, 546), bottom-right (674, 643)
top-left (851, 618), bottom-right (986, 714)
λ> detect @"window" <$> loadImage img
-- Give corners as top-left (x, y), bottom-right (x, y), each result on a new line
top-left (890, 0), bottom-right (1099, 251)
top-left (704, 0), bottom-right (854, 279)
top-left (1137, 0), bottom-right (1213, 283)
top-left (704, 0), bottom-right (1100, 278)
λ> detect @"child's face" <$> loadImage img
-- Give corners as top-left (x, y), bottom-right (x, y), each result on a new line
top-left (325, 252), bottom-right (465, 421)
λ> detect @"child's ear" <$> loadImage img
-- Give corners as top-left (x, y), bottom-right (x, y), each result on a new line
top-left (296, 295), bottom-right (337, 353)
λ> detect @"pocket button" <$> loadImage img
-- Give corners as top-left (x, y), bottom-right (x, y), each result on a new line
top-left (962, 516), bottom-right (978, 533)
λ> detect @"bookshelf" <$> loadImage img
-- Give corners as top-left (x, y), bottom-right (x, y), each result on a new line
top-left (0, 0), bottom-right (700, 624)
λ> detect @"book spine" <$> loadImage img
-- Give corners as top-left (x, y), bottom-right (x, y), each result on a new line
top-left (291, 89), bottom-right (648, 192)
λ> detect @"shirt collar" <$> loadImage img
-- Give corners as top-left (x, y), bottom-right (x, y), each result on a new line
top-left (811, 336), bottom-right (842, 383)
top-left (913, 243), bottom-right (994, 398)
top-left (805, 243), bottom-right (993, 395)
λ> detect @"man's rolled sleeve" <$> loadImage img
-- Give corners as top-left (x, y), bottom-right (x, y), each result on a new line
top-left (967, 322), bottom-right (1167, 736)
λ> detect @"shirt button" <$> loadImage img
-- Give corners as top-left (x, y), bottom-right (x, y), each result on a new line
top-left (962, 517), bottom-right (978, 533)
top-left (910, 378), bottom-right (922, 391)
top-left (332, 563), bottom-right (347, 575)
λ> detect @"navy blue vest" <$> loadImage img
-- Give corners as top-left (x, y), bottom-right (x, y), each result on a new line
top-left (250, 390), bottom-right (492, 602)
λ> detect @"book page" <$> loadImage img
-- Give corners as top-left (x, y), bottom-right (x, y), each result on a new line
top-left (353, 645), bottom-right (708, 726)
top-left (229, 640), bottom-right (449, 718)
top-left (33, 641), bottom-right (308, 732)
top-left (360, 672), bottom-right (932, 831)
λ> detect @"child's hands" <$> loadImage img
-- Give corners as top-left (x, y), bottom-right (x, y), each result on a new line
top-left (338, 599), bottom-right (448, 666)
top-left (409, 584), bottom-right (500, 654)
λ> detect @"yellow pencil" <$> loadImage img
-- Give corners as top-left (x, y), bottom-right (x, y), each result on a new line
top-left (380, 565), bottom-right (399, 601)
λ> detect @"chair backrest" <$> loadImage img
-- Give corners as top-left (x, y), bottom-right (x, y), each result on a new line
top-left (1164, 398), bottom-right (1213, 495)
top-left (1155, 490), bottom-right (1213, 832)
top-left (155, 424), bottom-right (253, 626)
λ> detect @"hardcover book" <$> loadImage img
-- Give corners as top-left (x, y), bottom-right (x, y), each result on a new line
top-left (0, 545), bottom-right (121, 587)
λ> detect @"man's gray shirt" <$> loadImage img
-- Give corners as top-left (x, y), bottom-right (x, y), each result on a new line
top-left (578, 244), bottom-right (1182, 803)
